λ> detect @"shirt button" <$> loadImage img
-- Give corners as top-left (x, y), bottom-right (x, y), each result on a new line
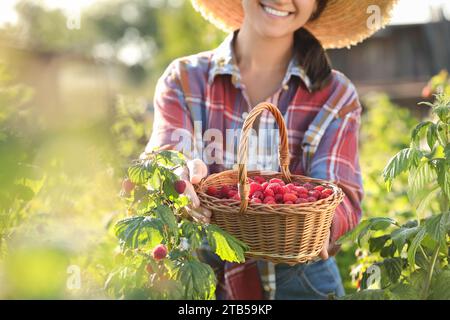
top-left (231, 75), bottom-right (238, 85)
top-left (283, 84), bottom-right (289, 91)
top-left (217, 58), bottom-right (225, 67)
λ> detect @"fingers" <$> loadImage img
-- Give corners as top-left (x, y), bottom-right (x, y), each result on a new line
top-left (186, 206), bottom-right (211, 224)
top-left (187, 159), bottom-right (208, 184)
top-left (319, 231), bottom-right (330, 260)
top-left (184, 180), bottom-right (200, 208)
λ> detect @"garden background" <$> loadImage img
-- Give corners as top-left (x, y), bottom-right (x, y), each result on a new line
top-left (0, 0), bottom-right (449, 299)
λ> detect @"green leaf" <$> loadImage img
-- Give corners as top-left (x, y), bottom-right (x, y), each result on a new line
top-left (173, 259), bottom-right (216, 300)
top-left (427, 124), bottom-right (437, 150)
top-left (343, 289), bottom-right (390, 300)
top-left (390, 223), bottom-right (419, 253)
top-left (390, 283), bottom-right (420, 300)
top-left (369, 235), bottom-right (390, 253)
top-left (383, 148), bottom-right (421, 190)
top-left (424, 212), bottom-right (450, 243)
top-left (379, 258), bottom-right (403, 285)
top-left (407, 226), bottom-right (426, 268)
top-left (180, 221), bottom-right (203, 251)
top-left (205, 224), bottom-right (248, 263)
top-left (114, 216), bottom-right (163, 249)
top-left (411, 121), bottom-right (433, 146)
top-left (429, 269), bottom-right (450, 300)
top-left (149, 168), bottom-right (161, 190)
top-left (445, 143), bottom-right (450, 161)
top-left (336, 220), bottom-right (371, 245)
top-left (435, 160), bottom-right (450, 201)
top-left (407, 160), bottom-right (436, 203)
top-left (154, 205), bottom-right (178, 238)
top-left (436, 123), bottom-right (448, 146)
top-left (380, 243), bottom-right (397, 258)
top-left (416, 186), bottom-right (440, 218)
top-left (128, 163), bottom-right (151, 185)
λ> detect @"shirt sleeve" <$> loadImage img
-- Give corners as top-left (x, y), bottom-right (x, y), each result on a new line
top-left (145, 60), bottom-right (196, 159)
top-left (308, 95), bottom-right (364, 244)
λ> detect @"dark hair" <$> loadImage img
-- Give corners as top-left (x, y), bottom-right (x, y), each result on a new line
top-left (294, 0), bottom-right (331, 91)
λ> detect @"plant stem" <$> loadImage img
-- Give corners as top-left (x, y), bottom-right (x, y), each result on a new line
top-left (421, 244), bottom-right (440, 300)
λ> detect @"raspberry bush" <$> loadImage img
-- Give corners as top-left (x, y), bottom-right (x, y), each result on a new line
top-left (105, 149), bottom-right (248, 299)
top-left (339, 91), bottom-right (450, 300)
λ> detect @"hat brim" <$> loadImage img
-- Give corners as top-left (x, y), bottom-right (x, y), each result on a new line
top-left (191, 0), bottom-right (399, 49)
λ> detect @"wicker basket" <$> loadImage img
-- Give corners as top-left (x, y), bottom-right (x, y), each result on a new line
top-left (196, 102), bottom-right (345, 265)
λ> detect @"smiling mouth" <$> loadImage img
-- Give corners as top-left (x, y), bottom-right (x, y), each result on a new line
top-left (260, 2), bottom-right (294, 17)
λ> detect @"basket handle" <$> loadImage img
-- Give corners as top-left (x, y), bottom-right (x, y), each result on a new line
top-left (237, 102), bottom-right (292, 214)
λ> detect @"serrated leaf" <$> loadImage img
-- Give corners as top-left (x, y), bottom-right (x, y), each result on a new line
top-left (427, 124), bottom-right (437, 150)
top-left (429, 269), bottom-right (450, 300)
top-left (343, 289), bottom-right (390, 300)
top-left (436, 123), bottom-right (448, 146)
top-left (391, 224), bottom-right (419, 253)
top-left (173, 259), bottom-right (216, 300)
top-left (180, 221), bottom-right (203, 251)
top-left (154, 205), bottom-right (178, 238)
top-left (128, 163), bottom-right (151, 184)
top-left (390, 283), bottom-right (420, 300)
top-left (416, 186), bottom-right (440, 218)
top-left (336, 220), bottom-right (371, 245)
top-left (407, 160), bottom-right (436, 203)
top-left (424, 212), bottom-right (450, 243)
top-left (380, 258), bottom-right (403, 285)
top-left (114, 216), bottom-right (163, 249)
top-left (435, 160), bottom-right (450, 201)
top-left (407, 226), bottom-right (426, 268)
top-left (380, 243), bottom-right (397, 258)
top-left (411, 121), bottom-right (433, 146)
top-left (369, 235), bottom-right (390, 253)
top-left (205, 224), bottom-right (248, 263)
top-left (383, 148), bottom-right (421, 189)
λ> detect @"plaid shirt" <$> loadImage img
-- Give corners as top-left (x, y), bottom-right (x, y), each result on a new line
top-left (147, 32), bottom-right (364, 300)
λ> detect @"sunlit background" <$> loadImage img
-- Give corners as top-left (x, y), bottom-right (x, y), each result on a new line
top-left (0, 0), bottom-right (449, 299)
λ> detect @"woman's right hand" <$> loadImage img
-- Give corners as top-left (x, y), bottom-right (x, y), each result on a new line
top-left (175, 159), bottom-right (212, 224)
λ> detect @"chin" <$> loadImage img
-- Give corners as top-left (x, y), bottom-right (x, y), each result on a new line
top-left (255, 24), bottom-right (294, 39)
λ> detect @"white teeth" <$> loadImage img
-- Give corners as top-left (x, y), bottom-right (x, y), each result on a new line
top-left (262, 5), bottom-right (290, 17)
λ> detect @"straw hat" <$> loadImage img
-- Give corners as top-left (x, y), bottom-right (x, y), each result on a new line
top-left (191, 0), bottom-right (399, 49)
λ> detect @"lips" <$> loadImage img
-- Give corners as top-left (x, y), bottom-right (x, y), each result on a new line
top-left (259, 2), bottom-right (295, 18)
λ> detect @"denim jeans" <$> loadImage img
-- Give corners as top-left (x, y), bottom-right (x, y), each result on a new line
top-left (198, 236), bottom-right (345, 300)
top-left (270, 257), bottom-right (345, 300)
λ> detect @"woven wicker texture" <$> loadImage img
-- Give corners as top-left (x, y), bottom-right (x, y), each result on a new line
top-left (196, 102), bottom-right (345, 264)
top-left (191, 0), bottom-right (399, 49)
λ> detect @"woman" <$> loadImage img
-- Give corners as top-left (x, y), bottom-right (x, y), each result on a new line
top-left (146, 0), bottom-right (398, 299)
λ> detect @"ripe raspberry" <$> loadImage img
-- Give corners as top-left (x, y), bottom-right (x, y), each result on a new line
top-left (264, 188), bottom-right (275, 198)
top-left (284, 201), bottom-right (294, 204)
top-left (152, 244), bottom-right (168, 261)
top-left (295, 198), bottom-right (309, 204)
top-left (174, 180), bottom-right (186, 194)
top-left (320, 193), bottom-right (330, 199)
top-left (314, 185), bottom-right (325, 192)
top-left (227, 189), bottom-right (238, 198)
top-left (263, 196), bottom-right (276, 204)
top-left (220, 185), bottom-right (231, 198)
top-left (322, 188), bottom-right (333, 196)
top-left (269, 178), bottom-right (285, 186)
top-left (266, 183), bottom-right (282, 194)
top-left (206, 186), bottom-right (219, 197)
top-left (249, 182), bottom-right (264, 195)
top-left (306, 197), bottom-right (317, 202)
top-left (252, 191), bottom-right (264, 200)
top-left (232, 193), bottom-right (241, 201)
top-left (279, 186), bottom-right (290, 194)
top-left (295, 186), bottom-right (308, 195)
top-left (261, 182), bottom-right (269, 190)
top-left (122, 178), bottom-right (135, 194)
top-left (303, 182), bottom-right (314, 190)
top-left (309, 190), bottom-right (321, 198)
top-left (285, 183), bottom-right (296, 190)
top-left (274, 193), bottom-right (284, 203)
top-left (253, 176), bottom-right (266, 184)
top-left (283, 193), bottom-right (297, 203)
top-left (251, 198), bottom-right (262, 204)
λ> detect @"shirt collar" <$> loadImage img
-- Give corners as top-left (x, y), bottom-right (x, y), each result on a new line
top-left (208, 31), bottom-right (312, 92)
